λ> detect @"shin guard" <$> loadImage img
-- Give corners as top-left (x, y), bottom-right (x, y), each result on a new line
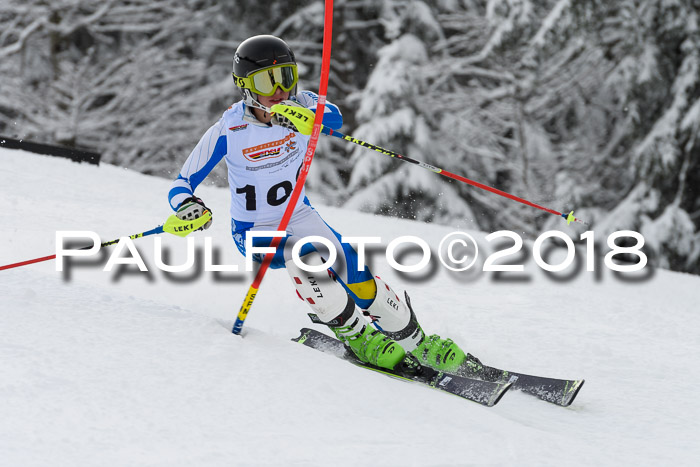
top-left (285, 252), bottom-right (350, 323)
top-left (364, 277), bottom-right (424, 352)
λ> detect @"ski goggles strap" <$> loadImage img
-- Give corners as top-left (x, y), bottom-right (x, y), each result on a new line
top-left (233, 64), bottom-right (298, 96)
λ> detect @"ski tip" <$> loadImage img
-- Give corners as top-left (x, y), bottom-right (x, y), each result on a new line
top-left (561, 379), bottom-right (585, 407)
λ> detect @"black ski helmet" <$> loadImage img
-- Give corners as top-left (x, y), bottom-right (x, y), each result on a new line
top-left (233, 35), bottom-right (297, 108)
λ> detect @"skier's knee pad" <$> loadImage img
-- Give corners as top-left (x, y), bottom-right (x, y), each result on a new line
top-left (365, 277), bottom-right (424, 352)
top-left (285, 251), bottom-right (350, 323)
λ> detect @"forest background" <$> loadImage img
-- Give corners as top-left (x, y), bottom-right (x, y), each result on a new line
top-left (1, 0), bottom-right (698, 274)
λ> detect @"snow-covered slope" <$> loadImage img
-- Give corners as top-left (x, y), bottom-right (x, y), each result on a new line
top-left (1, 148), bottom-right (698, 466)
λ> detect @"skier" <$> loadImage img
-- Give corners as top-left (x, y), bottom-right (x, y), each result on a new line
top-left (168, 35), bottom-right (469, 374)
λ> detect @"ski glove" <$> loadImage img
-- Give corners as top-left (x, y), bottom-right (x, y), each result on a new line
top-left (176, 196), bottom-right (212, 231)
top-left (271, 100), bottom-right (307, 132)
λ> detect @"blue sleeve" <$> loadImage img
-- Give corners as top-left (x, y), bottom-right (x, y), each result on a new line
top-left (295, 90), bottom-right (343, 130)
top-left (320, 104), bottom-right (343, 130)
top-left (168, 121), bottom-right (227, 210)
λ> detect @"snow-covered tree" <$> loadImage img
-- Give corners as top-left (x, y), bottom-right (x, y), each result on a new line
top-left (1, 0), bottom-right (698, 273)
top-left (0, 0), bottom-right (322, 181)
top-left (358, 0), bottom-right (700, 272)
top-left (566, 0), bottom-right (700, 273)
top-left (338, 0), bottom-right (478, 225)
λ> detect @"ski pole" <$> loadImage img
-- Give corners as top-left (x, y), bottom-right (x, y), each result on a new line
top-left (271, 103), bottom-right (587, 226)
top-left (323, 127), bottom-right (587, 225)
top-left (231, 0), bottom-right (335, 335)
top-left (0, 211), bottom-right (212, 271)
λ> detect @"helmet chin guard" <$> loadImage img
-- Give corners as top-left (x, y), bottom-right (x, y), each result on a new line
top-left (240, 88), bottom-right (268, 111)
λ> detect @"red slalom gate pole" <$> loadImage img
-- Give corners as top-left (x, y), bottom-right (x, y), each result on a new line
top-left (232, 0), bottom-right (335, 335)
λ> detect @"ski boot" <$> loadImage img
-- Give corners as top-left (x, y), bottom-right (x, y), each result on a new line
top-left (329, 300), bottom-right (430, 374)
top-left (361, 281), bottom-right (472, 374)
top-left (395, 292), bottom-right (469, 373)
top-left (331, 316), bottom-right (408, 370)
top-left (410, 334), bottom-right (467, 373)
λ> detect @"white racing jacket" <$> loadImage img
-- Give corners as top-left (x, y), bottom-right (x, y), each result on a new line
top-left (168, 91), bottom-right (342, 224)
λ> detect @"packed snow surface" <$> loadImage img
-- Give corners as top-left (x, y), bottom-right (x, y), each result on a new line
top-left (1, 148), bottom-right (698, 466)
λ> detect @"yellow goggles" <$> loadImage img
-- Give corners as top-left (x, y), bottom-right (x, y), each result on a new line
top-left (234, 64), bottom-right (298, 96)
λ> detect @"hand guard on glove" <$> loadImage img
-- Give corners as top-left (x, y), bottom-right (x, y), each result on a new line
top-left (271, 99), bottom-right (307, 132)
top-left (176, 196), bottom-right (212, 231)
